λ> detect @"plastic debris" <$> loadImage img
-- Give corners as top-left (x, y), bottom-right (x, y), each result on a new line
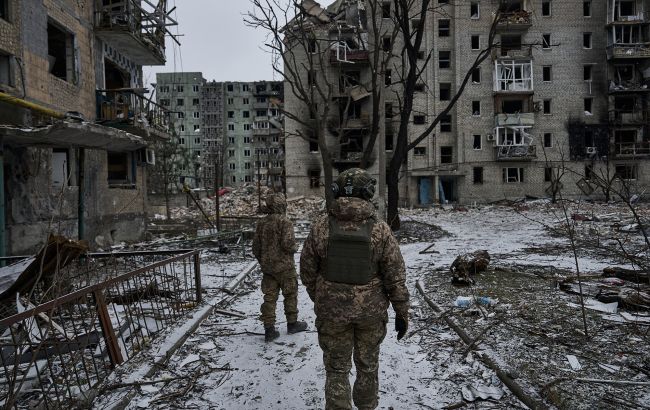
top-left (461, 384), bottom-right (505, 402)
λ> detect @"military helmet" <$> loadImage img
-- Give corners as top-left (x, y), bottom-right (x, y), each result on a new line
top-left (331, 168), bottom-right (376, 200)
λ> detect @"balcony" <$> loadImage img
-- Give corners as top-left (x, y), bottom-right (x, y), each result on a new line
top-left (494, 60), bottom-right (534, 93)
top-left (613, 141), bottom-right (650, 156)
top-left (328, 115), bottom-right (370, 130)
top-left (253, 102), bottom-right (269, 110)
top-left (329, 45), bottom-right (370, 65)
top-left (95, 0), bottom-right (175, 66)
top-left (607, 11), bottom-right (650, 25)
top-left (609, 80), bottom-right (650, 93)
top-left (607, 43), bottom-right (650, 59)
top-left (495, 144), bottom-right (537, 161)
top-left (609, 109), bottom-right (650, 123)
top-left (96, 89), bottom-right (172, 140)
top-left (496, 11), bottom-right (532, 32)
top-left (492, 45), bottom-right (533, 60)
top-left (495, 112), bottom-right (535, 127)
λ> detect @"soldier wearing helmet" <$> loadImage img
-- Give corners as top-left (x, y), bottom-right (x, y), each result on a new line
top-left (300, 168), bottom-right (409, 410)
top-left (253, 193), bottom-right (308, 342)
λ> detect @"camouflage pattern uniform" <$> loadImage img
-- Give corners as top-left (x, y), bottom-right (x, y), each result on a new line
top-left (300, 189), bottom-right (409, 410)
top-left (252, 194), bottom-right (299, 327)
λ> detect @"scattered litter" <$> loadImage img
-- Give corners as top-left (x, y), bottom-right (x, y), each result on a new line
top-left (450, 250), bottom-right (490, 286)
top-left (619, 311), bottom-right (650, 324)
top-left (453, 296), bottom-right (498, 308)
top-left (179, 354), bottom-right (200, 369)
top-left (567, 299), bottom-right (618, 314)
top-left (599, 364), bottom-right (621, 374)
top-left (601, 277), bottom-right (625, 286)
top-left (461, 384), bottom-right (505, 402)
top-left (454, 296), bottom-right (473, 308)
top-left (566, 355), bottom-right (583, 371)
top-left (198, 341), bottom-right (217, 350)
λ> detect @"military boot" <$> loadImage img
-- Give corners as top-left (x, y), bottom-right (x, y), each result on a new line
top-left (265, 326), bottom-right (280, 342)
top-left (287, 320), bottom-right (308, 334)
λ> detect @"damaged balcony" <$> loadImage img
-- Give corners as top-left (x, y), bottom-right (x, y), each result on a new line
top-left (494, 126), bottom-right (537, 161)
top-left (607, 43), bottom-right (650, 59)
top-left (612, 128), bottom-right (650, 157)
top-left (96, 89), bottom-right (173, 141)
top-left (607, 0), bottom-right (650, 24)
top-left (94, 0), bottom-right (177, 66)
top-left (492, 45), bottom-right (533, 60)
top-left (496, 11), bottom-right (532, 32)
top-left (609, 108), bottom-right (650, 123)
top-left (330, 42), bottom-right (369, 64)
top-left (493, 60), bottom-right (534, 93)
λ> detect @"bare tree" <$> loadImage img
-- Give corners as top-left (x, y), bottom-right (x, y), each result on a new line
top-left (147, 135), bottom-right (192, 220)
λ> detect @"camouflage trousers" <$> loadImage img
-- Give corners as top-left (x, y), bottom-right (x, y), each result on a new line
top-left (260, 271), bottom-right (299, 327)
top-left (315, 319), bottom-right (387, 410)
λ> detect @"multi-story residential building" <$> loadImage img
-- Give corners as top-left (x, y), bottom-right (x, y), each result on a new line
top-left (156, 72), bottom-right (206, 187)
top-left (284, 0), bottom-right (650, 206)
top-left (0, 0), bottom-right (174, 254)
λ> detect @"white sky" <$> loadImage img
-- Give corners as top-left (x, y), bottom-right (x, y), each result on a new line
top-left (143, 0), bottom-right (336, 85)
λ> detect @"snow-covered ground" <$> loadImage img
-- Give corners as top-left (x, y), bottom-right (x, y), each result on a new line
top-left (94, 202), bottom-right (650, 409)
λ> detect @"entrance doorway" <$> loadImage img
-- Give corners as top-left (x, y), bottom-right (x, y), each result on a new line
top-left (439, 177), bottom-right (457, 203)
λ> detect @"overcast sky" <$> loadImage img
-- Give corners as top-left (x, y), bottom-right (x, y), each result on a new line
top-left (140, 1), bottom-right (275, 84)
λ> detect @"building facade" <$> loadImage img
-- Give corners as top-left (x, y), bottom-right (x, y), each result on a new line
top-left (284, 0), bottom-right (650, 205)
top-left (0, 0), bottom-right (174, 254)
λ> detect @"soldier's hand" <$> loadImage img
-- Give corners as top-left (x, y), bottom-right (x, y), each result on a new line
top-left (395, 315), bottom-right (408, 340)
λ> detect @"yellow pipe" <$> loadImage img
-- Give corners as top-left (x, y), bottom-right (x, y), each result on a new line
top-left (0, 92), bottom-right (65, 119)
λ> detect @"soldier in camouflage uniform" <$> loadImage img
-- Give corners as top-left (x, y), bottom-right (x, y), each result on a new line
top-left (300, 168), bottom-right (409, 410)
top-left (252, 193), bottom-right (308, 342)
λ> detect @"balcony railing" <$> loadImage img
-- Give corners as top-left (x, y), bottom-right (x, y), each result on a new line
top-left (96, 89), bottom-right (172, 140)
top-left (608, 11), bottom-right (650, 24)
top-left (613, 141), bottom-right (650, 156)
top-left (491, 45), bottom-right (533, 60)
top-left (607, 43), bottom-right (650, 59)
top-left (330, 45), bottom-right (370, 64)
top-left (495, 112), bottom-right (535, 127)
top-left (496, 11), bottom-right (532, 31)
top-left (609, 80), bottom-right (650, 92)
top-left (609, 109), bottom-right (650, 123)
top-left (495, 144), bottom-right (537, 161)
top-left (95, 0), bottom-right (173, 65)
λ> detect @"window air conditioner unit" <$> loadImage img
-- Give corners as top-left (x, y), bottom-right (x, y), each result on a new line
top-left (486, 134), bottom-right (495, 141)
top-left (145, 148), bottom-right (156, 165)
top-left (585, 146), bottom-right (597, 155)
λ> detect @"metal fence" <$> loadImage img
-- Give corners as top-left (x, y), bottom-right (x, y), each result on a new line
top-left (0, 250), bottom-right (201, 409)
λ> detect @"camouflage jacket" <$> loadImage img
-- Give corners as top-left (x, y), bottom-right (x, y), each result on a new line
top-left (252, 195), bottom-right (297, 276)
top-left (300, 197), bottom-right (409, 322)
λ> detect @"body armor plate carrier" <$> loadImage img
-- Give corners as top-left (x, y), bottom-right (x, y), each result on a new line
top-left (325, 217), bottom-right (376, 285)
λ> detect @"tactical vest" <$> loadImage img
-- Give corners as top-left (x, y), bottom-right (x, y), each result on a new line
top-left (325, 217), bottom-right (376, 285)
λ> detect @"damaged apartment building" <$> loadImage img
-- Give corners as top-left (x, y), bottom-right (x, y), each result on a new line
top-left (0, 0), bottom-right (176, 255)
top-left (285, 0), bottom-right (650, 205)
top-left (155, 76), bottom-right (285, 191)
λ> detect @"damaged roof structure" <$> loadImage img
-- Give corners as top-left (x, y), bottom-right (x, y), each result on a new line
top-left (0, 0), bottom-right (177, 256)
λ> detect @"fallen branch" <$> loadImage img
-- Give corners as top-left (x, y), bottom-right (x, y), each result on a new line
top-left (416, 279), bottom-right (549, 410)
top-left (213, 309), bottom-right (246, 319)
top-left (544, 377), bottom-right (650, 390)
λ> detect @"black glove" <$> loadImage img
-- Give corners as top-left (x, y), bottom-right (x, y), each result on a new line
top-left (395, 315), bottom-right (408, 340)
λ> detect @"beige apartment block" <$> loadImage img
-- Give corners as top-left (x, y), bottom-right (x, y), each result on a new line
top-left (284, 0), bottom-right (650, 206)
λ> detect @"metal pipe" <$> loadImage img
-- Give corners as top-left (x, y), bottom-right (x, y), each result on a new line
top-left (78, 148), bottom-right (85, 241)
top-left (0, 92), bottom-right (65, 119)
top-left (0, 143), bottom-right (5, 264)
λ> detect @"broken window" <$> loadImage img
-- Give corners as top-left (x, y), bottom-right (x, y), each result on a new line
top-left (584, 130), bottom-right (594, 147)
top-left (494, 60), bottom-right (533, 92)
top-left (0, 53), bottom-right (12, 86)
top-left (471, 35), bottom-right (480, 50)
top-left (470, 2), bottom-right (480, 19)
top-left (414, 115), bottom-right (426, 125)
top-left (440, 83), bottom-right (451, 100)
top-left (385, 131), bottom-right (394, 151)
top-left (584, 65), bottom-right (593, 81)
top-left (228, 111), bottom-right (234, 118)
top-left (308, 70), bottom-right (317, 87)
top-left (107, 152), bottom-right (133, 187)
top-left (307, 37), bottom-right (317, 53)
top-left (612, 25), bottom-right (641, 43)
top-left (614, 96), bottom-right (635, 112)
top-left (543, 99), bottom-right (552, 114)
top-left (385, 103), bottom-right (393, 118)
top-left (227, 84), bottom-right (233, 92)
top-left (48, 20), bottom-right (76, 82)
top-left (500, 34), bottom-right (521, 56)
top-left (615, 164), bottom-right (637, 180)
top-left (0, 0), bottom-right (8, 20)
top-left (472, 101), bottom-right (481, 116)
top-left (160, 98), bottom-right (169, 106)
top-left (192, 98), bottom-right (199, 106)
top-left (256, 110), bottom-right (266, 117)
top-left (415, 83), bottom-right (425, 92)
top-left (473, 134), bottom-right (482, 150)
top-left (417, 50), bottom-right (425, 60)
top-left (382, 37), bottom-right (392, 52)
top-left (584, 98), bottom-right (593, 114)
top-left (339, 71), bottom-right (360, 92)
top-left (411, 19), bottom-right (421, 30)
top-left (544, 133), bottom-right (553, 148)
top-left (414, 147), bottom-right (426, 155)
top-left (341, 131), bottom-right (364, 155)
top-left (542, 34), bottom-right (551, 49)
top-left (583, 32), bottom-right (592, 48)
top-left (503, 167), bottom-right (524, 183)
top-left (243, 84), bottom-right (250, 92)
top-left (439, 51), bottom-right (451, 69)
top-left (382, 2), bottom-right (391, 18)
top-left (544, 167), bottom-right (553, 182)
top-left (473, 167), bottom-right (484, 184)
top-left (472, 68), bottom-right (481, 83)
top-left (52, 149), bottom-right (70, 188)
top-left (542, 66), bottom-right (552, 82)
top-left (615, 0), bottom-right (636, 19)
top-left (177, 98), bottom-right (184, 106)
top-left (385, 69), bottom-right (392, 87)
top-left (499, 0), bottom-right (523, 13)
top-left (440, 146), bottom-right (453, 164)
top-left (440, 115), bottom-right (452, 132)
top-left (495, 126), bottom-right (531, 146)
top-left (583, 1), bottom-right (591, 16)
top-left (585, 164), bottom-right (594, 180)
top-left (542, 0), bottom-right (551, 16)
top-left (439, 20), bottom-right (450, 37)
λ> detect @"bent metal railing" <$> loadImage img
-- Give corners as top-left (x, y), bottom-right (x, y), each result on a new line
top-left (0, 250), bottom-right (201, 409)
